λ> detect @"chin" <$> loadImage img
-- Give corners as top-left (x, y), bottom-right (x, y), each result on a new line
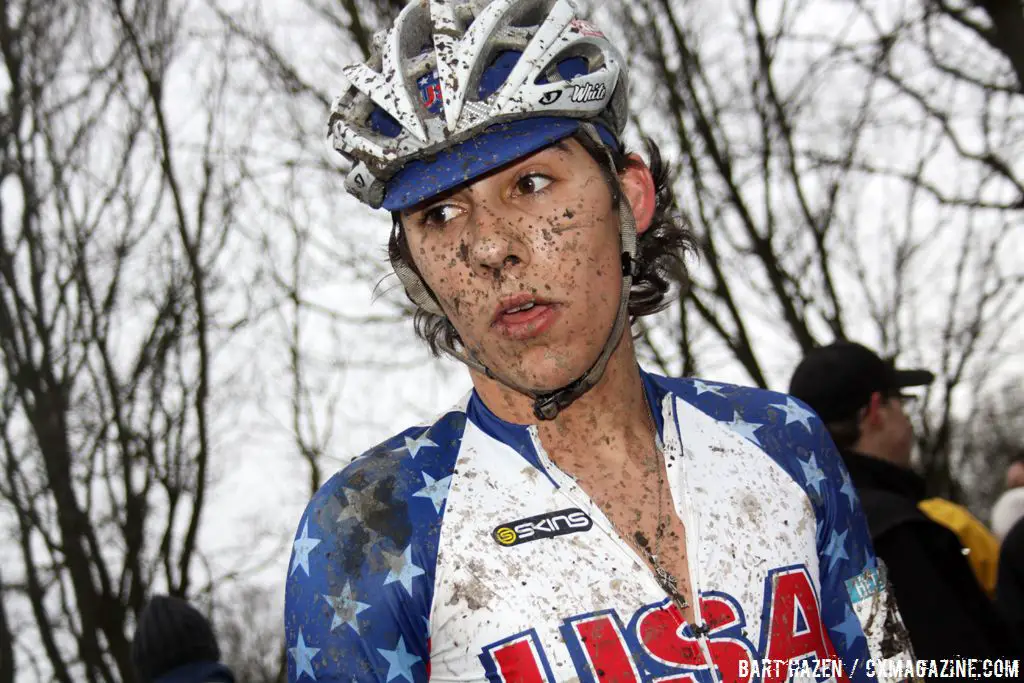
top-left (490, 345), bottom-right (597, 393)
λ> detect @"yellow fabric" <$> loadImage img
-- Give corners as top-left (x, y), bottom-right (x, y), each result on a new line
top-left (918, 497), bottom-right (1000, 596)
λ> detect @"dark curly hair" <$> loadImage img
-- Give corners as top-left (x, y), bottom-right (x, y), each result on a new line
top-left (387, 131), bottom-right (696, 357)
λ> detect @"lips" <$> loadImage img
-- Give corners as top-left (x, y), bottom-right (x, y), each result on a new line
top-left (492, 294), bottom-right (560, 340)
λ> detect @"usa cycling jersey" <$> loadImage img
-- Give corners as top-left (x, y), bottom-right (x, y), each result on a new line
top-left (284, 371), bottom-right (915, 682)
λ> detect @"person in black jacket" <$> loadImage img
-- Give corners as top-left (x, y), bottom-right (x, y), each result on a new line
top-left (998, 516), bottom-right (1024, 649)
top-left (789, 341), bottom-right (1021, 660)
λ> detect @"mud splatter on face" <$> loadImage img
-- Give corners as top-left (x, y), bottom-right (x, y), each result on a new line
top-left (400, 139), bottom-right (625, 392)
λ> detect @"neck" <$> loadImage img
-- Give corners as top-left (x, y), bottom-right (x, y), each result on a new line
top-left (850, 439), bottom-right (909, 469)
top-left (470, 334), bottom-right (656, 474)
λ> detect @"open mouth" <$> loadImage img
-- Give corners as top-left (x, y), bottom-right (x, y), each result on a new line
top-left (492, 295), bottom-right (560, 340)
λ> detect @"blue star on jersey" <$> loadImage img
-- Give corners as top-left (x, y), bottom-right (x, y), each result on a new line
top-left (840, 467), bottom-right (858, 510)
top-left (825, 529), bottom-right (851, 570)
top-left (830, 605), bottom-right (865, 648)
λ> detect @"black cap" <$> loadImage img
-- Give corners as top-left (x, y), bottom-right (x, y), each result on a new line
top-left (131, 595), bottom-right (234, 683)
top-left (788, 341), bottom-right (934, 422)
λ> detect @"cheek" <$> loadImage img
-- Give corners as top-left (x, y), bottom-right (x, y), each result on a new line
top-left (408, 235), bottom-right (484, 321)
top-left (549, 212), bottom-right (621, 288)
top-left (408, 233), bottom-right (453, 284)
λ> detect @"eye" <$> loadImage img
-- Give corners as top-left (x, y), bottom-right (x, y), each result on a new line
top-left (417, 203), bottom-right (462, 228)
top-left (514, 173), bottom-right (553, 196)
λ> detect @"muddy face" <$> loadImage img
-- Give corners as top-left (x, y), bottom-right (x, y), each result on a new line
top-left (399, 138), bottom-right (625, 391)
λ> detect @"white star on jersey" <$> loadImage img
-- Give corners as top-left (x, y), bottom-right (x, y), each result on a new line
top-left (692, 379), bottom-right (726, 397)
top-left (394, 434), bottom-right (439, 458)
top-left (722, 411), bottom-right (764, 445)
top-left (289, 629), bottom-right (320, 680)
top-left (770, 397), bottom-right (817, 432)
top-left (383, 545), bottom-right (426, 595)
top-left (290, 519), bottom-right (321, 577)
top-left (413, 471), bottom-right (452, 514)
top-left (322, 582), bottom-right (371, 635)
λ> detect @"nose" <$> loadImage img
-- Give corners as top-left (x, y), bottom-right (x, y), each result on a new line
top-left (463, 202), bottom-right (529, 280)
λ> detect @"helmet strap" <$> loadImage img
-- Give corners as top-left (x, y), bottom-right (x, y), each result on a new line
top-left (390, 248), bottom-right (446, 316)
top-left (530, 191), bottom-right (636, 420)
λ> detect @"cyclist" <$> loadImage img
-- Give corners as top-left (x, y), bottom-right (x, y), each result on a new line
top-left (285, 1), bottom-right (916, 681)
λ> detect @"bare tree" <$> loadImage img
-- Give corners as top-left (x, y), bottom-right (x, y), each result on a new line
top-left (0, 0), bottom-right (252, 680)
top-left (926, 0), bottom-right (1024, 94)
top-left (211, 0), bottom-right (452, 505)
top-left (957, 381), bottom-right (1024, 519)
top-left (610, 0), bottom-right (1024, 499)
top-left (836, 0), bottom-right (1024, 495)
top-left (215, 583), bottom-right (287, 683)
top-left (0, 564), bottom-right (14, 683)
top-left (214, 0), bottom-right (1022, 509)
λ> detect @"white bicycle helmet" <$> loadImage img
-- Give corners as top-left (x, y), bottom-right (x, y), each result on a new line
top-left (327, 0), bottom-right (637, 420)
top-left (328, 0), bottom-right (628, 209)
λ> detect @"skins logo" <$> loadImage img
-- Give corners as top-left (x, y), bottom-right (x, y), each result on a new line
top-left (493, 508), bottom-right (593, 547)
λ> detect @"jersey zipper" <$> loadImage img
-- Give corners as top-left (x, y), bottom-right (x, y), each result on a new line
top-left (662, 396), bottom-right (720, 682)
top-left (528, 400), bottom-right (721, 683)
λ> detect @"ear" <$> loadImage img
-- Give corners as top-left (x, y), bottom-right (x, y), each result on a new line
top-left (618, 154), bottom-right (657, 235)
top-left (861, 391), bottom-right (886, 429)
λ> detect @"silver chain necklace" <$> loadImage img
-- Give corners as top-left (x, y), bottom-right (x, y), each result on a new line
top-left (632, 401), bottom-right (689, 611)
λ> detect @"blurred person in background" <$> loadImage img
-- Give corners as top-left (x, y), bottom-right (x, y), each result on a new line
top-left (991, 459), bottom-right (1024, 542)
top-left (789, 341), bottom-right (1020, 660)
top-left (993, 458), bottom-right (1024, 646)
top-left (131, 595), bottom-right (236, 683)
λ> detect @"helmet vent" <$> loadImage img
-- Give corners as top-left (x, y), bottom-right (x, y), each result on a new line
top-left (537, 42), bottom-right (606, 84)
top-left (506, 0), bottom-right (559, 28)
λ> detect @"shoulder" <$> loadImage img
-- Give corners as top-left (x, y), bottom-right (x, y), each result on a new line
top-left (874, 515), bottom-right (975, 577)
top-left (300, 407), bottom-right (469, 551)
top-left (285, 406), bottom-right (469, 599)
top-left (653, 374), bottom-right (813, 426)
top-left (651, 372), bottom-right (882, 566)
top-left (919, 498), bottom-right (997, 545)
top-left (856, 489), bottom-right (931, 539)
top-left (650, 373), bottom-right (841, 484)
top-left (283, 409), bottom-right (470, 679)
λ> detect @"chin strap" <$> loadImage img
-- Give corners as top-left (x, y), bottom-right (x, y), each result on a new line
top-left (390, 123), bottom-right (638, 420)
top-left (529, 205), bottom-right (635, 420)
